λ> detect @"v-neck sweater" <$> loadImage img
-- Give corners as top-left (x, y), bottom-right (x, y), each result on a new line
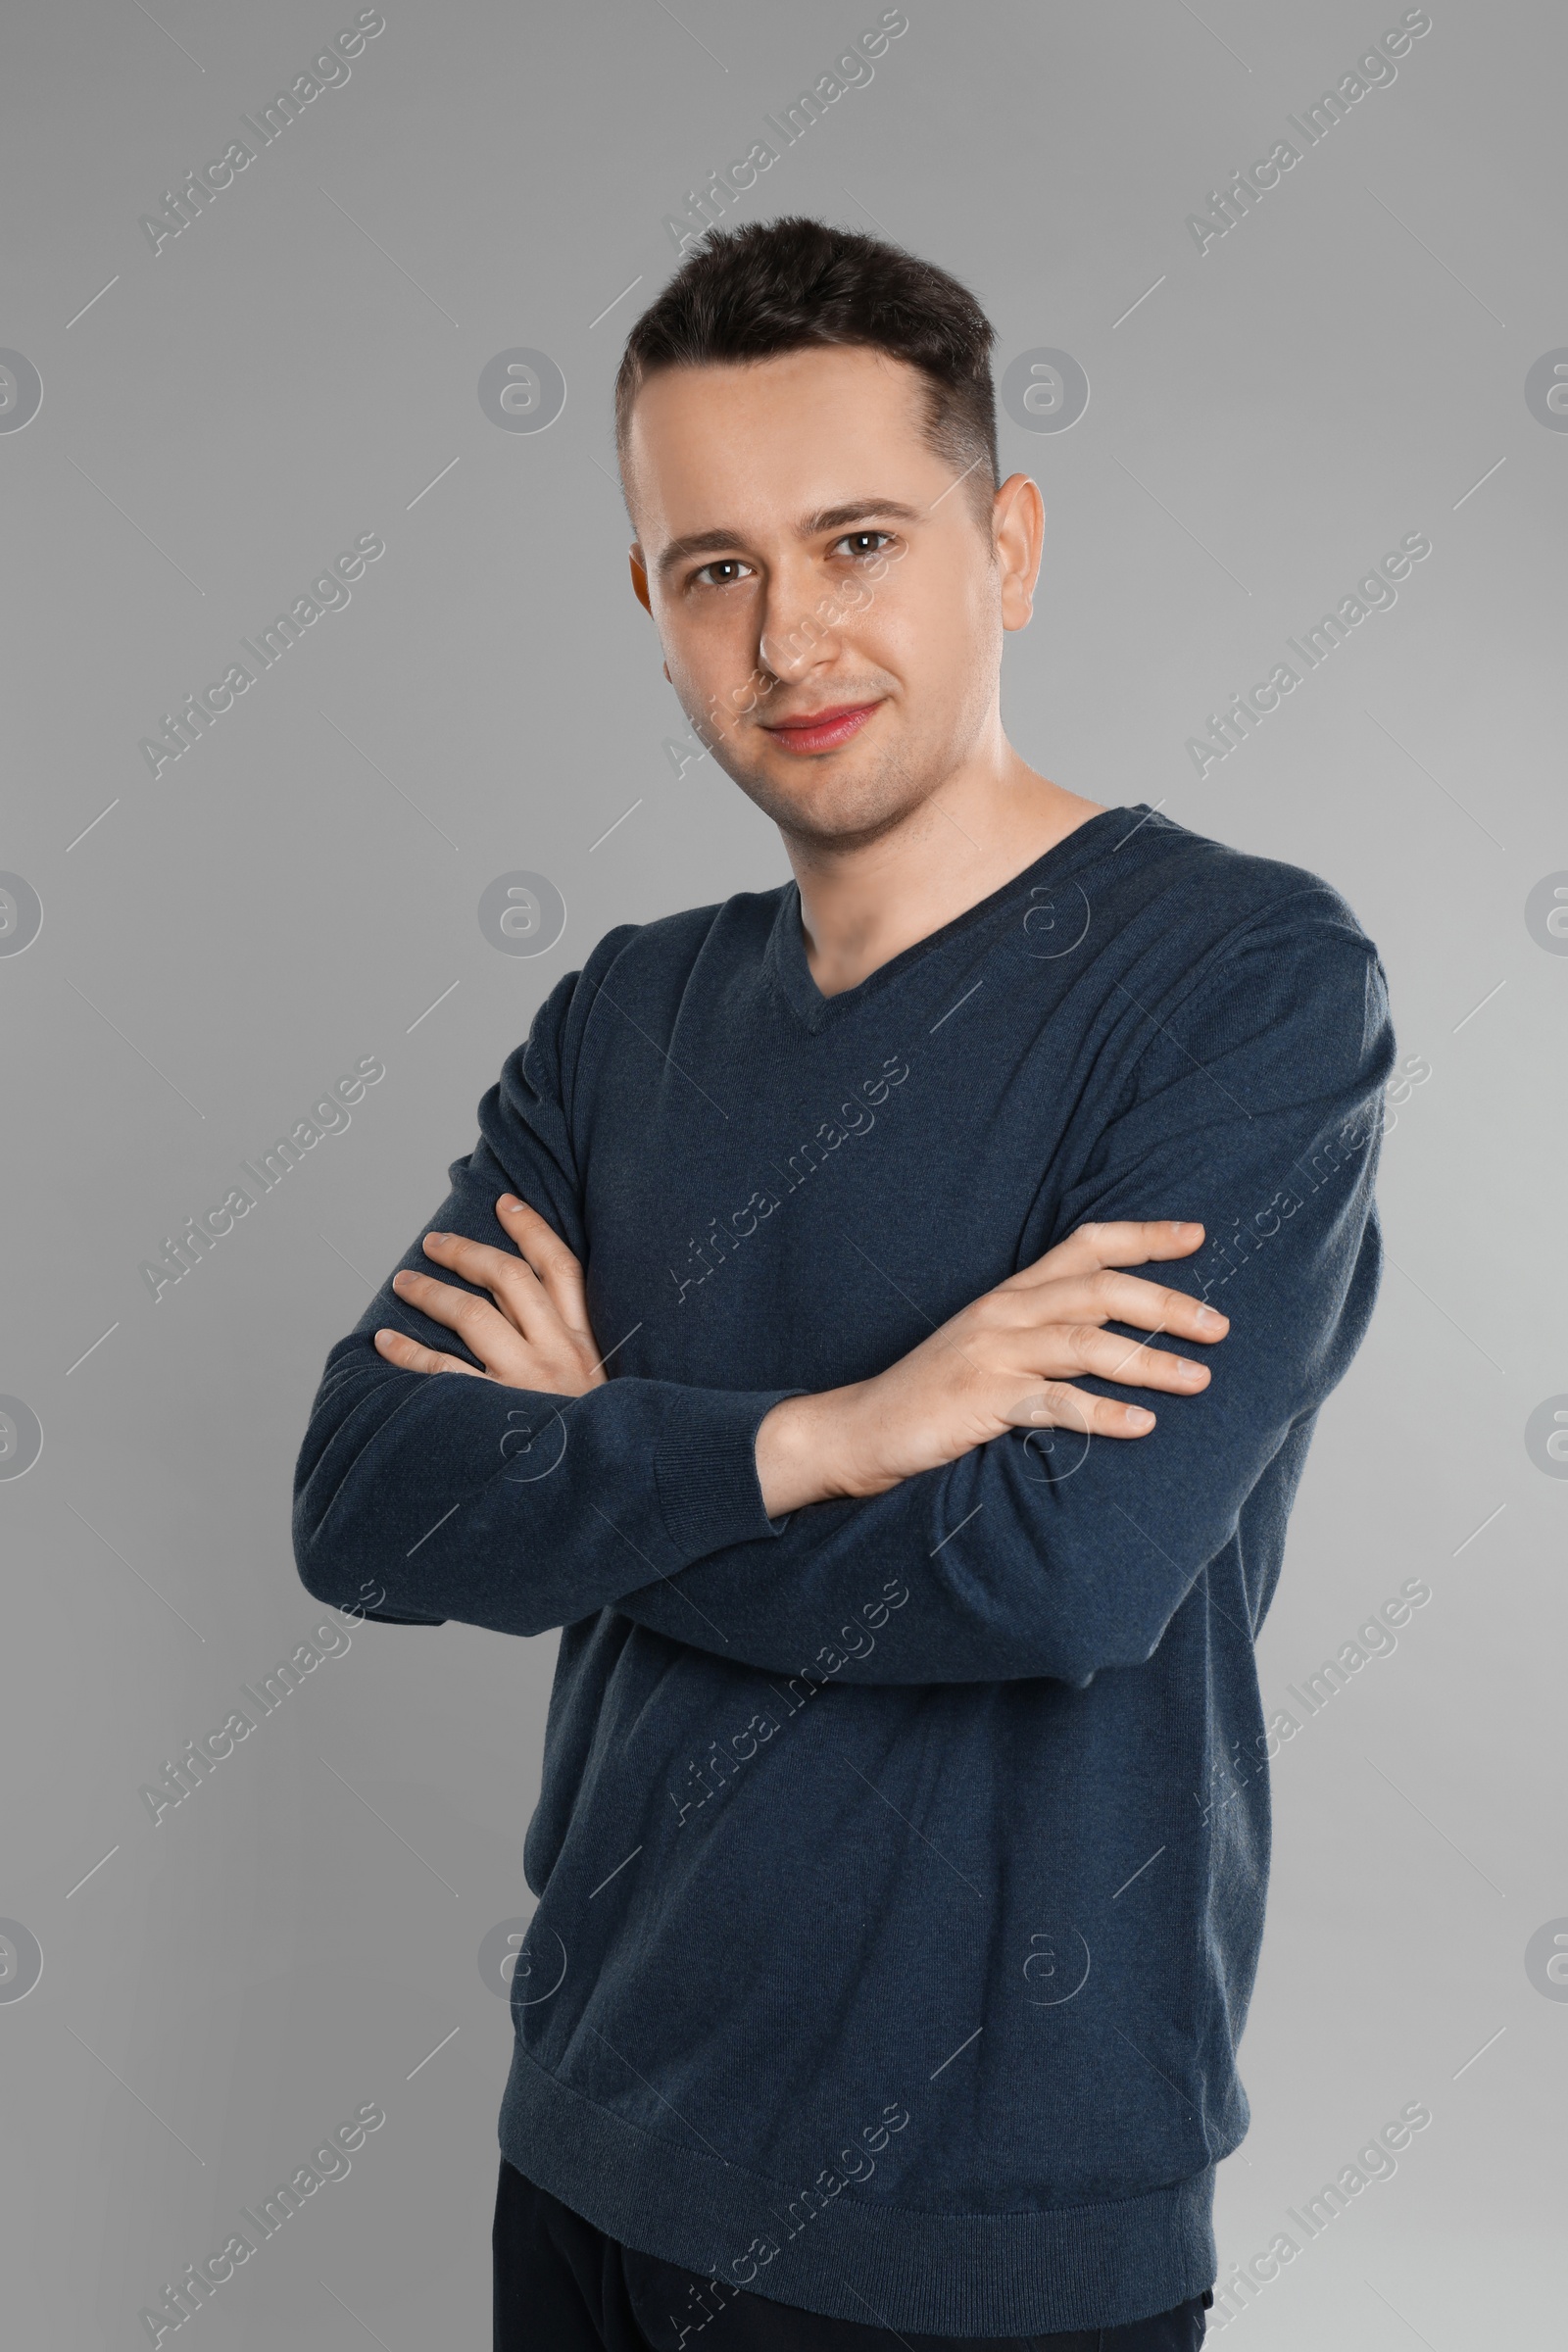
top-left (293, 804), bottom-right (1395, 2334)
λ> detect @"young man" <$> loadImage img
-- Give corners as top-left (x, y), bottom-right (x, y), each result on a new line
top-left (293, 219), bottom-right (1394, 2348)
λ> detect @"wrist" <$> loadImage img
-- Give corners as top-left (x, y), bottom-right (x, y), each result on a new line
top-left (756, 1385), bottom-right (871, 1517)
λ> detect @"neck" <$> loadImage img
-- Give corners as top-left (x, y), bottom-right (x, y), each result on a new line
top-left (785, 732), bottom-right (1105, 998)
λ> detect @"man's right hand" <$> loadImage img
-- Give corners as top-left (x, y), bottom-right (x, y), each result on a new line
top-left (756, 1221), bottom-right (1227, 1517)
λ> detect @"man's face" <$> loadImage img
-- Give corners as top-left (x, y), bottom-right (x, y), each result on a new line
top-left (623, 345), bottom-right (1033, 851)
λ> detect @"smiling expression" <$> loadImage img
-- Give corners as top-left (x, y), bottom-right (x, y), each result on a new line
top-left (622, 344), bottom-right (1037, 851)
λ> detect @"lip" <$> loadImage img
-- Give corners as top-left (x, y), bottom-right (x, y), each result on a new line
top-left (760, 701), bottom-right (881, 755)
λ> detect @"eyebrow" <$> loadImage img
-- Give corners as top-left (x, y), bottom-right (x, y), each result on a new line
top-left (656, 499), bottom-right (924, 579)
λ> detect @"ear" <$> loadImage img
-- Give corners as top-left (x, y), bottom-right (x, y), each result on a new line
top-left (629, 546), bottom-right (652, 615)
top-left (993, 474), bottom-right (1044, 632)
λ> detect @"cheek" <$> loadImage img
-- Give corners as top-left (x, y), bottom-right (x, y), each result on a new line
top-left (657, 596), bottom-right (746, 679)
top-left (872, 569), bottom-right (991, 718)
top-left (661, 612), bottom-right (773, 732)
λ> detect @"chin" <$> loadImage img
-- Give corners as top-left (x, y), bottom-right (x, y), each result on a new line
top-left (750, 751), bottom-right (926, 850)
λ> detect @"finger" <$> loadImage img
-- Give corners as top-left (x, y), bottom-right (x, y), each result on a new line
top-left (390, 1267), bottom-right (535, 1376)
top-left (999, 1380), bottom-right (1157, 1439)
top-left (421, 1228), bottom-right (553, 1340)
top-left (987, 1269), bottom-right (1227, 1345)
top-left (496, 1196), bottom-right (593, 1329)
top-left (373, 1326), bottom-right (490, 1379)
top-left (1074, 1270), bottom-right (1227, 1343)
top-left (1050, 1328), bottom-right (1212, 1393)
top-left (1010, 1220), bottom-right (1205, 1289)
top-left (1010, 1336), bottom-right (1222, 1383)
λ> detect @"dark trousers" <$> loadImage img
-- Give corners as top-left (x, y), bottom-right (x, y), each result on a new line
top-left (493, 2158), bottom-right (1210, 2351)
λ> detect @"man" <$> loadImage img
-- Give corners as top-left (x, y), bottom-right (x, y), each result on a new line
top-left (293, 218), bottom-right (1394, 2348)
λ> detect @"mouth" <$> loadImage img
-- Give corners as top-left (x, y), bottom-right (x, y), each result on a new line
top-left (760, 701), bottom-right (881, 757)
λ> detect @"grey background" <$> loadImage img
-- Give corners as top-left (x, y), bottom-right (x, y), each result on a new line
top-left (1, 0), bottom-right (1562, 2341)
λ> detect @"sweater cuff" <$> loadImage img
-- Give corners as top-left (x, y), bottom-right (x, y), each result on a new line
top-left (653, 1388), bottom-right (808, 1561)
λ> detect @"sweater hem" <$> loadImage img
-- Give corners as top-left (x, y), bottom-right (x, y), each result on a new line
top-left (498, 2037), bottom-right (1217, 2334)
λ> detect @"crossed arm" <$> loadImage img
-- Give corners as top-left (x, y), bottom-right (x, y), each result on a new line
top-left (292, 917), bottom-right (1394, 1683)
top-left (374, 1204), bottom-right (1228, 1513)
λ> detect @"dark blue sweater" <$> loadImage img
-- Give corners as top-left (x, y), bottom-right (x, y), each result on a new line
top-left (293, 805), bottom-right (1393, 2335)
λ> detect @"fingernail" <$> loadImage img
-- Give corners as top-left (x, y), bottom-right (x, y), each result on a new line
top-left (498, 1194), bottom-right (519, 1208)
top-left (1197, 1306), bottom-right (1225, 1329)
top-left (1127, 1406), bottom-right (1155, 1430)
top-left (1178, 1360), bottom-right (1205, 1382)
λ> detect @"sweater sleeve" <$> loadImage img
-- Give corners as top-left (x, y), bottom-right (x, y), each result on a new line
top-left (290, 951), bottom-right (804, 1637)
top-left (600, 913), bottom-right (1396, 1685)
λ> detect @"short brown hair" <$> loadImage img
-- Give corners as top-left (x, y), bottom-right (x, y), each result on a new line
top-left (614, 216), bottom-right (999, 523)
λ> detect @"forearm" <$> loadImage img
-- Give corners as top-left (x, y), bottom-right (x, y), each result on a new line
top-left (614, 1109), bottom-right (1390, 1685)
top-left (292, 1338), bottom-right (799, 1636)
top-left (610, 1420), bottom-right (1201, 1686)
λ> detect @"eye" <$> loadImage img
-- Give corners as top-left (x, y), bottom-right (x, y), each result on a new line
top-left (691, 557), bottom-right (754, 588)
top-left (832, 530), bottom-right (896, 560)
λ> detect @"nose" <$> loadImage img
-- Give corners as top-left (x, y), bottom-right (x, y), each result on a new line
top-left (758, 550), bottom-right (847, 682)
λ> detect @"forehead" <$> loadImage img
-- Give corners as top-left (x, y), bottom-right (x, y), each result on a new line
top-left (622, 345), bottom-right (945, 541)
